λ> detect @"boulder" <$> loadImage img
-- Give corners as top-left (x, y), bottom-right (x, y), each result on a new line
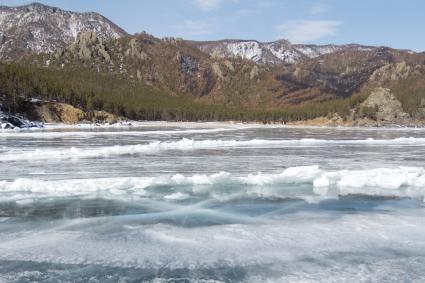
top-left (0, 113), bottom-right (43, 129)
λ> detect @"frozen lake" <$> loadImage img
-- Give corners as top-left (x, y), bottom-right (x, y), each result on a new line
top-left (1, 122), bottom-right (425, 282)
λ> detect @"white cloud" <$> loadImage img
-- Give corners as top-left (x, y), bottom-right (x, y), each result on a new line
top-left (195, 0), bottom-right (221, 11)
top-left (275, 20), bottom-right (341, 43)
top-left (175, 20), bottom-right (213, 36)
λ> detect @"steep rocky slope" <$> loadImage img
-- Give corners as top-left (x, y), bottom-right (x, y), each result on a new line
top-left (49, 32), bottom-right (356, 108)
top-left (50, 32), bottom-right (278, 104)
top-left (0, 2), bottom-right (126, 61)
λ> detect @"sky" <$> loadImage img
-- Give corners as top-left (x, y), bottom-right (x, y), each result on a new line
top-left (1, 0), bottom-right (424, 51)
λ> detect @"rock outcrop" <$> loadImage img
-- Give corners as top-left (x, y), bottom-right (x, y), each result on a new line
top-left (34, 103), bottom-right (86, 123)
top-left (56, 31), bottom-right (111, 62)
top-left (287, 88), bottom-right (423, 127)
top-left (125, 38), bottom-right (149, 60)
top-left (27, 102), bottom-right (122, 124)
top-left (370, 62), bottom-right (413, 83)
top-left (358, 87), bottom-right (410, 124)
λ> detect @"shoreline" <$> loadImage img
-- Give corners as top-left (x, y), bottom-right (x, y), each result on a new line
top-left (2, 120), bottom-right (425, 132)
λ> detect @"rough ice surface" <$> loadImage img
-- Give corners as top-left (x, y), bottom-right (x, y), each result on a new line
top-left (1, 122), bottom-right (425, 282)
top-left (2, 136), bottom-right (425, 162)
top-left (1, 165), bottom-right (425, 203)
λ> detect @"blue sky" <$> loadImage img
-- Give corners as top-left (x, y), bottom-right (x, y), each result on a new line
top-left (1, 0), bottom-right (424, 51)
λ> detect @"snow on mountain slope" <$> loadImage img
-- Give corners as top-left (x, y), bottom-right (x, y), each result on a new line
top-left (193, 39), bottom-right (375, 65)
top-left (0, 2), bottom-right (127, 60)
top-left (226, 41), bottom-right (263, 62)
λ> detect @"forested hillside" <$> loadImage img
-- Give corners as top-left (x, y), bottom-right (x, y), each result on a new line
top-left (0, 61), bottom-right (370, 122)
top-left (1, 3), bottom-right (425, 125)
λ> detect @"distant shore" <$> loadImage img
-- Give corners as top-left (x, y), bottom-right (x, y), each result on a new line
top-left (4, 120), bottom-right (425, 132)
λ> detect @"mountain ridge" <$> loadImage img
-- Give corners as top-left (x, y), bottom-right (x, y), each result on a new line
top-left (0, 2), bottom-right (127, 61)
top-left (1, 2), bottom-right (425, 126)
top-left (188, 39), bottom-right (382, 65)
top-left (0, 2), bottom-right (419, 64)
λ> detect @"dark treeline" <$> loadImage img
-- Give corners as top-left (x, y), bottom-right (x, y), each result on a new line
top-left (0, 63), bottom-right (368, 122)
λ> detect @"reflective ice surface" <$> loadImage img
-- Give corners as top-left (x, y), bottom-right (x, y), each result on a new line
top-left (1, 122), bottom-right (425, 282)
